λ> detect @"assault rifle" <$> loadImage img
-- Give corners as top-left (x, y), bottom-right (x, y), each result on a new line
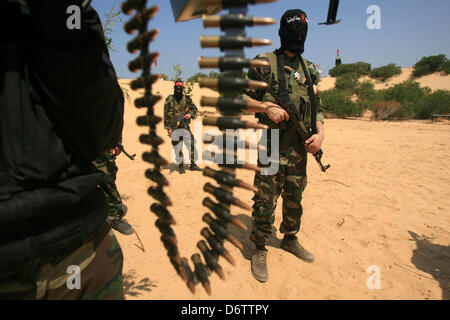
top-left (117, 143), bottom-right (136, 161)
top-left (251, 68), bottom-right (330, 173)
top-left (173, 106), bottom-right (191, 129)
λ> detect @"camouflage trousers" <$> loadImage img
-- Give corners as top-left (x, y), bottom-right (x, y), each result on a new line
top-left (0, 223), bottom-right (124, 300)
top-left (251, 146), bottom-right (308, 246)
top-left (171, 127), bottom-right (198, 164)
top-left (93, 151), bottom-right (124, 222)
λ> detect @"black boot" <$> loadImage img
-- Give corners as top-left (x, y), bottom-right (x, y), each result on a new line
top-left (111, 219), bottom-right (134, 235)
top-left (189, 163), bottom-right (202, 171)
top-left (178, 163), bottom-right (185, 174)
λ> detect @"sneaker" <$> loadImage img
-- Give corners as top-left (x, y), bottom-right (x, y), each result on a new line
top-left (111, 219), bottom-right (134, 235)
top-left (189, 164), bottom-right (202, 171)
top-left (280, 238), bottom-right (315, 263)
top-left (178, 164), bottom-right (185, 174)
top-left (251, 249), bottom-right (268, 282)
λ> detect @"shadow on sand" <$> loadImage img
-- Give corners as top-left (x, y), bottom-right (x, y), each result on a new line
top-left (408, 231), bottom-right (450, 300)
top-left (122, 269), bottom-right (157, 297)
top-left (163, 163), bottom-right (195, 175)
top-left (228, 213), bottom-right (283, 261)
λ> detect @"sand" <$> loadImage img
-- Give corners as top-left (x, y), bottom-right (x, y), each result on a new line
top-left (319, 67), bottom-right (450, 92)
top-left (113, 74), bottom-right (450, 300)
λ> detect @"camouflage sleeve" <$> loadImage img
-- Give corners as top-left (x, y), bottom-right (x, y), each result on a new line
top-left (306, 59), bottom-right (321, 85)
top-left (316, 96), bottom-right (324, 123)
top-left (186, 96), bottom-right (198, 119)
top-left (306, 60), bottom-right (324, 123)
top-left (241, 54), bottom-right (271, 102)
top-left (163, 96), bottom-right (172, 129)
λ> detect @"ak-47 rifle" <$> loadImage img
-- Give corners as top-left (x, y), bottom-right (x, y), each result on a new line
top-left (251, 67), bottom-right (331, 173)
top-left (173, 106), bottom-right (191, 129)
top-left (117, 143), bottom-right (136, 161)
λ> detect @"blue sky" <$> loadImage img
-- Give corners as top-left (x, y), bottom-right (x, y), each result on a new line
top-left (91, 0), bottom-right (450, 79)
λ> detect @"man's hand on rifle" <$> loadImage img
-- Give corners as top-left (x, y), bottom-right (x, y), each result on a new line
top-left (245, 98), bottom-right (289, 124)
top-left (305, 121), bottom-right (324, 154)
top-left (109, 146), bottom-right (122, 158)
top-left (264, 102), bottom-right (290, 124)
top-left (183, 113), bottom-right (192, 120)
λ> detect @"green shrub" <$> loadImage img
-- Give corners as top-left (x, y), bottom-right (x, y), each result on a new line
top-left (416, 90), bottom-right (450, 119)
top-left (320, 89), bottom-right (363, 117)
top-left (329, 62), bottom-right (371, 77)
top-left (160, 73), bottom-right (169, 80)
top-left (412, 54), bottom-right (448, 77)
top-left (369, 64), bottom-right (402, 81)
top-left (335, 72), bottom-right (359, 90)
top-left (443, 61), bottom-right (450, 75)
top-left (186, 72), bottom-right (208, 83)
top-left (355, 81), bottom-right (383, 111)
top-left (380, 81), bottom-right (431, 118)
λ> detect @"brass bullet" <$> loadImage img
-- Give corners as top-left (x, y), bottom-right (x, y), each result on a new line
top-left (199, 57), bottom-right (269, 70)
top-left (127, 29), bottom-right (160, 53)
top-left (130, 75), bottom-right (160, 90)
top-left (191, 254), bottom-right (211, 296)
top-left (128, 52), bottom-right (160, 72)
top-left (134, 95), bottom-right (162, 108)
top-left (201, 228), bottom-right (236, 266)
top-left (124, 6), bottom-right (159, 34)
top-left (142, 151), bottom-right (168, 166)
top-left (200, 96), bottom-right (267, 113)
top-left (203, 116), bottom-right (268, 130)
top-left (202, 14), bottom-right (276, 29)
top-left (121, 0), bottom-right (146, 15)
top-left (200, 35), bottom-right (272, 50)
top-left (202, 214), bottom-right (244, 250)
top-left (150, 203), bottom-right (175, 224)
top-left (204, 0), bottom-right (277, 8)
top-left (203, 166), bottom-right (258, 192)
top-left (199, 77), bottom-right (267, 91)
top-left (148, 187), bottom-right (172, 206)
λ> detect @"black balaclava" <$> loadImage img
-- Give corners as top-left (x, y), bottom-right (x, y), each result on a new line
top-left (174, 82), bottom-right (184, 99)
top-left (279, 9), bottom-right (308, 54)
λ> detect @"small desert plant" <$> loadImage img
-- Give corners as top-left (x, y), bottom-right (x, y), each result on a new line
top-left (371, 101), bottom-right (402, 120)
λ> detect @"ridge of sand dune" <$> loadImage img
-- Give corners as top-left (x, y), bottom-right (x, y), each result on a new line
top-left (114, 77), bottom-right (449, 300)
top-left (317, 67), bottom-right (450, 92)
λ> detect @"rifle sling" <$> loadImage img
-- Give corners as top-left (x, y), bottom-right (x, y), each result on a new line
top-left (298, 53), bottom-right (318, 134)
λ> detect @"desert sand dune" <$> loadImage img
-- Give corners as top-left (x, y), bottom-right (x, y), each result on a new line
top-left (114, 78), bottom-right (449, 300)
top-left (319, 67), bottom-right (450, 92)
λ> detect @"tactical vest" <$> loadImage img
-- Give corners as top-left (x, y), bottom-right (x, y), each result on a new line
top-left (257, 51), bottom-right (314, 131)
top-left (169, 95), bottom-right (191, 127)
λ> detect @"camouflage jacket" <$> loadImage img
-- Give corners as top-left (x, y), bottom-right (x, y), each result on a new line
top-left (242, 50), bottom-right (324, 130)
top-left (163, 94), bottom-right (198, 130)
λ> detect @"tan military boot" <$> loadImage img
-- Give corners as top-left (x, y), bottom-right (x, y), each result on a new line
top-left (251, 249), bottom-right (268, 282)
top-left (280, 239), bottom-right (315, 263)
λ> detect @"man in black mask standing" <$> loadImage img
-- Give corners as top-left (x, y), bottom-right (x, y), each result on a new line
top-left (241, 9), bottom-right (325, 283)
top-left (164, 81), bottom-right (202, 173)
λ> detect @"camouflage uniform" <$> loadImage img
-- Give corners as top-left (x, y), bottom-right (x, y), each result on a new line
top-left (0, 223), bottom-right (124, 300)
top-left (242, 50), bottom-right (324, 245)
top-left (92, 151), bottom-right (124, 223)
top-left (163, 94), bottom-right (199, 164)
